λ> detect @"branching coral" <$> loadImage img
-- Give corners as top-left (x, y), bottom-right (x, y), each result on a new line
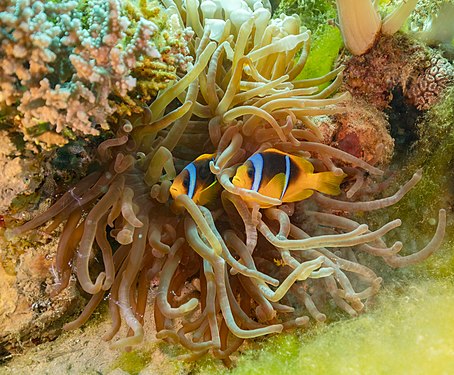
top-left (117, 0), bottom-right (195, 116)
top-left (3, 0), bottom-right (446, 364)
top-left (0, 0), bottom-right (190, 147)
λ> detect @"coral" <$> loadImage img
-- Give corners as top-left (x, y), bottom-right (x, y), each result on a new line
top-left (2, 0), bottom-right (446, 365)
top-left (0, 1), bottom-right (71, 106)
top-left (407, 54), bottom-right (454, 110)
top-left (343, 33), bottom-right (453, 112)
top-left (416, 5), bottom-right (454, 58)
top-left (118, 0), bottom-right (194, 116)
top-left (411, 2), bottom-right (454, 54)
top-left (343, 35), bottom-right (421, 109)
top-left (0, 0), bottom-right (188, 147)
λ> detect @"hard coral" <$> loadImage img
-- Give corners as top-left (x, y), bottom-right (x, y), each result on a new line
top-left (3, 0), bottom-right (446, 364)
top-left (118, 0), bottom-right (194, 116)
top-left (409, 0), bottom-right (454, 45)
top-left (407, 54), bottom-right (454, 110)
top-left (0, 0), bottom-right (186, 147)
top-left (343, 33), bottom-right (453, 112)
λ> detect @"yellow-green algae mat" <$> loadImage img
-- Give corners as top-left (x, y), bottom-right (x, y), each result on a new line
top-left (112, 277), bottom-right (454, 375)
top-left (2, 278), bottom-right (454, 374)
top-left (196, 278), bottom-right (454, 375)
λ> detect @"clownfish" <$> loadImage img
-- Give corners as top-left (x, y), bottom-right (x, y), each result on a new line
top-left (232, 148), bottom-right (346, 207)
top-left (170, 153), bottom-right (220, 205)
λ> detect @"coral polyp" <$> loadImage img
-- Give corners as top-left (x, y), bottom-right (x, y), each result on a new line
top-left (3, 0), bottom-right (447, 364)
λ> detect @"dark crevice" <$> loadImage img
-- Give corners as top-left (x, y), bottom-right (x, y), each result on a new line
top-left (386, 86), bottom-right (421, 158)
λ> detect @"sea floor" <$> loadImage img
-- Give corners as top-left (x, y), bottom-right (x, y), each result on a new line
top-left (2, 275), bottom-right (454, 375)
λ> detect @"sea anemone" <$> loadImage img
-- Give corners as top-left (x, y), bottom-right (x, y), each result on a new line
top-left (335, 0), bottom-right (419, 55)
top-left (4, 0), bottom-right (446, 363)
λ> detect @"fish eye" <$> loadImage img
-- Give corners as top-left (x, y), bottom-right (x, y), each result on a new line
top-left (182, 178), bottom-right (190, 188)
top-left (247, 168), bottom-right (254, 178)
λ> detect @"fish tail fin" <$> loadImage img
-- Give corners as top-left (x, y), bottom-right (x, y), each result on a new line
top-left (307, 171), bottom-right (345, 196)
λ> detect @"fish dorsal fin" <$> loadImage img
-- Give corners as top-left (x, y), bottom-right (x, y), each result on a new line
top-left (260, 172), bottom-right (286, 200)
top-left (289, 154), bottom-right (314, 174)
top-left (264, 148), bottom-right (287, 156)
top-left (196, 180), bottom-right (220, 206)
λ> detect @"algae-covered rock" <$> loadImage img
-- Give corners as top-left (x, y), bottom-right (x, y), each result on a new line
top-left (376, 86), bottom-right (454, 278)
top-left (0, 234), bottom-right (83, 362)
top-left (316, 98), bottom-right (395, 167)
top-left (212, 278), bottom-right (454, 375)
top-left (342, 33), bottom-right (452, 111)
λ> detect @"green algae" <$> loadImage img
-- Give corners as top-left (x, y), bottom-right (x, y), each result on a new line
top-left (194, 278), bottom-right (454, 375)
top-left (276, 0), bottom-right (343, 82)
top-left (275, 0), bottom-right (336, 35)
top-left (297, 24), bottom-right (343, 81)
top-left (111, 350), bottom-right (151, 375)
top-left (108, 343), bottom-right (191, 375)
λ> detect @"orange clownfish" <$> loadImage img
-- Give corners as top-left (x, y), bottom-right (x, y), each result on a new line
top-left (170, 153), bottom-right (220, 205)
top-left (232, 148), bottom-right (346, 207)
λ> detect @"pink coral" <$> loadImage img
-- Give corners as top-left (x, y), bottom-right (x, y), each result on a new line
top-left (407, 55), bottom-right (454, 110)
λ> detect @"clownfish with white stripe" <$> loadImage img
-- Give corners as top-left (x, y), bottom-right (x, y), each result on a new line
top-left (170, 153), bottom-right (220, 205)
top-left (232, 148), bottom-right (346, 208)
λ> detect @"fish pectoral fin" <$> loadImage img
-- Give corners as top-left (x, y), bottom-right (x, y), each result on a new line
top-left (197, 181), bottom-right (220, 206)
top-left (260, 173), bottom-right (286, 199)
top-left (282, 188), bottom-right (314, 203)
top-left (309, 171), bottom-right (346, 196)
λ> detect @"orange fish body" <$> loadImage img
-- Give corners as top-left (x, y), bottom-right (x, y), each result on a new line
top-left (232, 148), bottom-right (345, 207)
top-left (170, 153), bottom-right (220, 206)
